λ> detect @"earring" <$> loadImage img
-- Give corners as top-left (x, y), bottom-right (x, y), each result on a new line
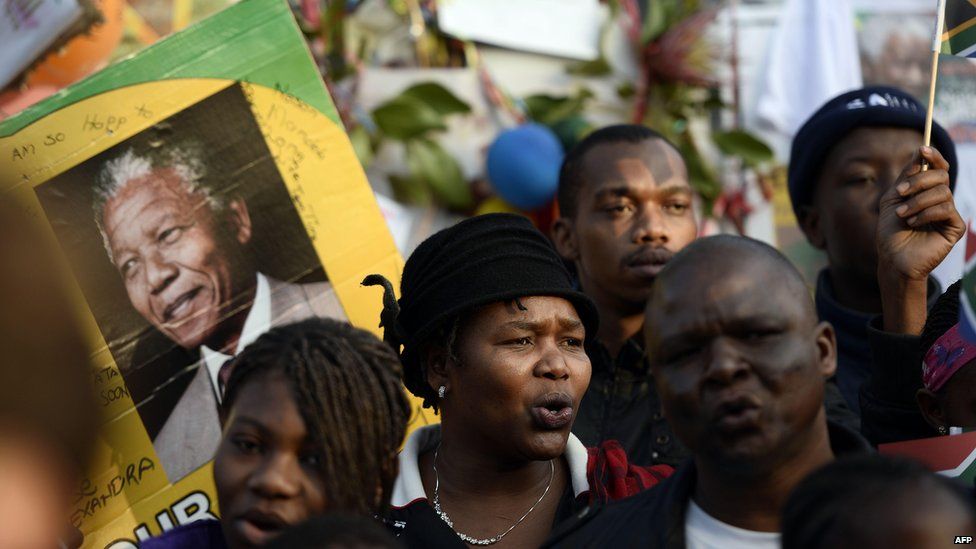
top-left (938, 425), bottom-right (948, 435)
top-left (438, 385), bottom-right (446, 399)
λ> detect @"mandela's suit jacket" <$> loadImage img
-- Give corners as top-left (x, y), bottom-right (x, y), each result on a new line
top-left (147, 276), bottom-right (346, 481)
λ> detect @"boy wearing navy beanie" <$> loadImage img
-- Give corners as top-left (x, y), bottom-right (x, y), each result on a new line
top-left (788, 85), bottom-right (958, 416)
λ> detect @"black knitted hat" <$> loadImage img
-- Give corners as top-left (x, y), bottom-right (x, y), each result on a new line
top-left (363, 213), bottom-right (598, 408)
top-left (789, 85), bottom-right (957, 220)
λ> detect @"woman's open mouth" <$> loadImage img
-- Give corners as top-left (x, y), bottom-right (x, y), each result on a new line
top-left (530, 392), bottom-right (574, 430)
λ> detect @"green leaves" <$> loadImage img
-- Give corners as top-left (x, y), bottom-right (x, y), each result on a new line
top-left (712, 130), bottom-right (774, 168)
top-left (616, 81), bottom-right (636, 99)
top-left (567, 56), bottom-right (612, 77)
top-left (551, 115), bottom-right (593, 152)
top-left (400, 82), bottom-right (472, 115)
top-left (642, 0), bottom-right (670, 44)
top-left (524, 89), bottom-right (593, 126)
top-left (372, 95), bottom-right (447, 140)
top-left (349, 125), bottom-right (374, 168)
top-left (521, 89), bottom-right (595, 153)
top-left (405, 138), bottom-right (473, 210)
top-left (389, 174), bottom-right (433, 206)
top-left (641, 0), bottom-right (703, 44)
top-left (372, 82), bottom-right (471, 140)
top-left (679, 139), bottom-right (720, 206)
top-left (368, 82), bottom-right (474, 210)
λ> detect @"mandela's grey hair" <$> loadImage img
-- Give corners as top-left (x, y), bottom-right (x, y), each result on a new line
top-left (93, 145), bottom-right (225, 264)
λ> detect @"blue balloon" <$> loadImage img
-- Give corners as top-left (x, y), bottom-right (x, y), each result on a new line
top-left (486, 124), bottom-right (564, 211)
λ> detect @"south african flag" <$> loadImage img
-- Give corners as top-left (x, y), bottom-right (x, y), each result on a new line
top-left (939, 0), bottom-right (976, 57)
top-left (961, 222), bottom-right (976, 344)
top-left (880, 431), bottom-right (976, 484)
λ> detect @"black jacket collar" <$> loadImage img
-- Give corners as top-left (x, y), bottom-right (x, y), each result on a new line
top-left (545, 420), bottom-right (871, 548)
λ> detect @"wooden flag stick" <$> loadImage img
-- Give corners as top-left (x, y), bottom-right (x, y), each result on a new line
top-left (923, 0), bottom-right (948, 171)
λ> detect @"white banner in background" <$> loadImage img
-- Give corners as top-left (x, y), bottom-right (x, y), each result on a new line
top-left (438, 0), bottom-right (602, 60)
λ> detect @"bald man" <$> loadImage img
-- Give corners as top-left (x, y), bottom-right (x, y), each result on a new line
top-left (546, 236), bottom-right (872, 548)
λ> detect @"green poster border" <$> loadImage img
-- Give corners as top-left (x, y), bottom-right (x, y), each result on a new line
top-left (0, 0), bottom-right (340, 137)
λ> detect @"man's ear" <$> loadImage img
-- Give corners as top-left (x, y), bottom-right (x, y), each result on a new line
top-left (226, 198), bottom-right (253, 246)
top-left (552, 217), bottom-right (580, 262)
top-left (814, 321), bottom-right (838, 379)
top-left (797, 205), bottom-right (826, 250)
top-left (916, 388), bottom-right (946, 431)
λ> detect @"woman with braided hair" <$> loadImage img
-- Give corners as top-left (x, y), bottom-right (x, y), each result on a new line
top-left (364, 213), bottom-right (671, 548)
top-left (141, 317), bottom-right (410, 548)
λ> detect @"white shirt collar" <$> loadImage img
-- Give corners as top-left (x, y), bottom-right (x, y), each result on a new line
top-left (200, 272), bottom-right (272, 403)
top-left (390, 424), bottom-right (591, 508)
top-left (685, 500), bottom-right (780, 549)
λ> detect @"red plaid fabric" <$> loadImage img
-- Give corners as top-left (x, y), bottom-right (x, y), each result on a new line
top-left (586, 440), bottom-right (673, 503)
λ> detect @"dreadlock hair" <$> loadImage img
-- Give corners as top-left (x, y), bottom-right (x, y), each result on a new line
top-left (221, 318), bottom-right (410, 515)
top-left (410, 315), bottom-right (461, 412)
top-left (921, 279), bottom-right (963, 356)
top-left (781, 454), bottom-right (975, 549)
top-left (557, 124), bottom-right (680, 218)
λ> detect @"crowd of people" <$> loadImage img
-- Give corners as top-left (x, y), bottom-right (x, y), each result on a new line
top-left (4, 83), bottom-right (976, 549)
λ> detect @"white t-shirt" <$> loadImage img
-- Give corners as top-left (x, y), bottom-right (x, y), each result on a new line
top-left (685, 500), bottom-right (780, 549)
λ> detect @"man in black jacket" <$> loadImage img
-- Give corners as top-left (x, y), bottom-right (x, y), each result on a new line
top-left (546, 236), bottom-right (870, 548)
top-left (552, 125), bottom-right (698, 467)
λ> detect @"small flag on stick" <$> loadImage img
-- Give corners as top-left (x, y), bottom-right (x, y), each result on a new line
top-left (925, 2), bottom-right (976, 343)
top-left (939, 0), bottom-right (976, 57)
top-left (960, 223), bottom-right (976, 343)
top-left (922, 0), bottom-right (949, 154)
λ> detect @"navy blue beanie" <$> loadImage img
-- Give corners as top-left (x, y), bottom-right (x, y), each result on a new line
top-left (363, 213), bottom-right (598, 408)
top-left (788, 86), bottom-right (957, 220)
